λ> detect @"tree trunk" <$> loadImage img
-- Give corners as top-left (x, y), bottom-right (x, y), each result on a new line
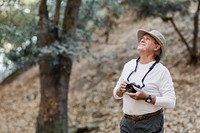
top-left (62, 0), bottom-right (81, 36)
top-left (36, 0), bottom-right (81, 133)
top-left (190, 0), bottom-right (200, 65)
top-left (36, 56), bottom-right (72, 133)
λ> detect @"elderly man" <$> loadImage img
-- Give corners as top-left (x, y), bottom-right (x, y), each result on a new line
top-left (113, 29), bottom-right (176, 133)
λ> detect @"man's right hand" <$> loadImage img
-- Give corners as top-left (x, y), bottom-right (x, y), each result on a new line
top-left (116, 81), bottom-right (128, 97)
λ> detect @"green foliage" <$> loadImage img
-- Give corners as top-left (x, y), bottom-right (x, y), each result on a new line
top-left (0, 1), bottom-right (39, 46)
top-left (0, 0), bottom-right (39, 78)
top-left (77, 0), bottom-right (124, 36)
top-left (126, 0), bottom-right (190, 19)
top-left (35, 36), bottom-right (92, 64)
top-left (0, 0), bottom-right (125, 80)
top-left (1, 0), bottom-right (124, 65)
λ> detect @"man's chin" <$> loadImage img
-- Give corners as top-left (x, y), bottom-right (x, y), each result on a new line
top-left (137, 45), bottom-right (145, 50)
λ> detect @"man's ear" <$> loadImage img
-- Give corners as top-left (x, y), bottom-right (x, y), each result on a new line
top-left (154, 45), bottom-right (161, 51)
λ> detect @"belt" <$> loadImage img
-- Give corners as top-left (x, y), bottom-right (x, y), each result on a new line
top-left (124, 108), bottom-right (163, 121)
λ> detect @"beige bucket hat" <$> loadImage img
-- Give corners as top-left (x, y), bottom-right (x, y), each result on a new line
top-left (137, 29), bottom-right (166, 59)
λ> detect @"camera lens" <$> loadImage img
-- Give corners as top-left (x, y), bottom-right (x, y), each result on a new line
top-left (125, 84), bottom-right (133, 89)
top-left (125, 84), bottom-right (136, 93)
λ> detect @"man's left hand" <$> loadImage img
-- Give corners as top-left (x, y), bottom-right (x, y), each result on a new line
top-left (125, 86), bottom-right (148, 100)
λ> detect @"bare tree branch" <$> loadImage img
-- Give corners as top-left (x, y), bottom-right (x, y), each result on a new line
top-left (162, 17), bottom-right (192, 54)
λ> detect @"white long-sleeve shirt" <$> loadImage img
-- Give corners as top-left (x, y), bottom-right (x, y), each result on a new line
top-left (113, 59), bottom-right (176, 115)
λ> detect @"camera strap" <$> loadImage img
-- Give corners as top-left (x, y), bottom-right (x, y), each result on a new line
top-left (127, 56), bottom-right (160, 88)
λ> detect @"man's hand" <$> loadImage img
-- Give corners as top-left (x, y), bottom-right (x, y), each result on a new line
top-left (125, 86), bottom-right (156, 104)
top-left (125, 86), bottom-right (148, 100)
top-left (116, 81), bottom-right (128, 97)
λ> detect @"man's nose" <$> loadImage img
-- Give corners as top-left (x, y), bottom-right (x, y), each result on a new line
top-left (140, 37), bottom-right (146, 42)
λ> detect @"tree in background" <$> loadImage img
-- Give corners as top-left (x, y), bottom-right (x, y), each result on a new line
top-left (36, 0), bottom-right (81, 133)
top-left (125, 0), bottom-right (200, 65)
top-left (0, 0), bottom-right (124, 132)
top-left (36, 0), bottom-right (124, 132)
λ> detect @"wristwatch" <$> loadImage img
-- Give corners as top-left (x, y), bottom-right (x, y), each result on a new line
top-left (145, 95), bottom-right (152, 103)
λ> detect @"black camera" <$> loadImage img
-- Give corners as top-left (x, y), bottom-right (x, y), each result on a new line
top-left (125, 83), bottom-right (140, 93)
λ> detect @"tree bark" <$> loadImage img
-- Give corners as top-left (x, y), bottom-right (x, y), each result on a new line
top-left (62, 0), bottom-right (81, 36)
top-left (191, 0), bottom-right (200, 65)
top-left (36, 0), bottom-right (81, 133)
top-left (36, 56), bottom-right (72, 133)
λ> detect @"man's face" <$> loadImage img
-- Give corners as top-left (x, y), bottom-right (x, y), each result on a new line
top-left (137, 34), bottom-right (160, 55)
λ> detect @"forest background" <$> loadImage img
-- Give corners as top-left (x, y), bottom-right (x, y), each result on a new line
top-left (0, 0), bottom-right (200, 133)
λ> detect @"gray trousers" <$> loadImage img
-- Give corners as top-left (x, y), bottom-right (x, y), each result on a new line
top-left (120, 112), bottom-right (164, 133)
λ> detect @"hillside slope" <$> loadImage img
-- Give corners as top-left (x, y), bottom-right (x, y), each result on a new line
top-left (0, 13), bottom-right (200, 133)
